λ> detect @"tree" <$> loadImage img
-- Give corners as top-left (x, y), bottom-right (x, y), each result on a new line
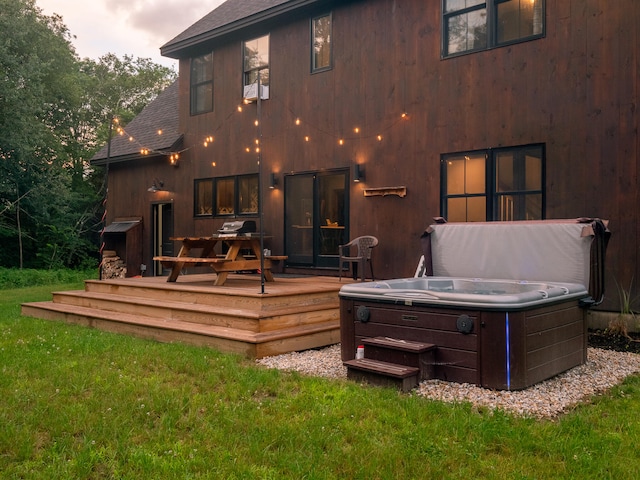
top-left (0, 0), bottom-right (176, 269)
top-left (0, 0), bottom-right (80, 268)
top-left (75, 54), bottom-right (176, 168)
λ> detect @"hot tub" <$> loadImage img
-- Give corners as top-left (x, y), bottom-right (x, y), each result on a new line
top-left (339, 277), bottom-right (588, 310)
top-left (340, 218), bottom-right (610, 390)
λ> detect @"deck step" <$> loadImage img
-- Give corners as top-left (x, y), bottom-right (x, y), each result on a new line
top-left (22, 301), bottom-right (340, 358)
top-left (82, 276), bottom-right (339, 311)
top-left (21, 274), bottom-right (344, 359)
top-left (360, 337), bottom-right (437, 381)
top-left (344, 358), bottom-right (420, 392)
top-left (50, 290), bottom-right (337, 332)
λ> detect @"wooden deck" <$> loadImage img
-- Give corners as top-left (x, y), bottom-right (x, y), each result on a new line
top-left (21, 273), bottom-right (354, 358)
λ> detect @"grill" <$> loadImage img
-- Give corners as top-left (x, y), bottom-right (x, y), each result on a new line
top-left (217, 220), bottom-right (256, 236)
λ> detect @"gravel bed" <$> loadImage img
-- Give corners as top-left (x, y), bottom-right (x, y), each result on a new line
top-left (256, 345), bottom-right (640, 419)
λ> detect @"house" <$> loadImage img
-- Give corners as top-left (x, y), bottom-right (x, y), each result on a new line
top-left (92, 80), bottom-right (182, 277)
top-left (92, 0), bottom-right (639, 311)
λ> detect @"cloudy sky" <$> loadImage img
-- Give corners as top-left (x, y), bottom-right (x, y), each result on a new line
top-left (36, 0), bottom-right (226, 69)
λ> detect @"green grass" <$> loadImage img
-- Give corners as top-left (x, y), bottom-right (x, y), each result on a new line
top-left (2, 279), bottom-right (640, 479)
top-left (0, 267), bottom-right (97, 290)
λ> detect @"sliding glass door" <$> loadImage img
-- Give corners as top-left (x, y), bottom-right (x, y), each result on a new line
top-left (285, 170), bottom-right (348, 268)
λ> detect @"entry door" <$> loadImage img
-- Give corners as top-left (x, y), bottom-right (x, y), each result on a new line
top-left (152, 203), bottom-right (173, 275)
top-left (285, 171), bottom-right (348, 268)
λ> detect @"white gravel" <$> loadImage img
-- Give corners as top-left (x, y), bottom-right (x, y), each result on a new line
top-left (256, 345), bottom-right (640, 419)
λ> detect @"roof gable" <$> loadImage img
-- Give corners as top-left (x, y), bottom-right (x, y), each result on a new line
top-left (161, 0), bottom-right (322, 58)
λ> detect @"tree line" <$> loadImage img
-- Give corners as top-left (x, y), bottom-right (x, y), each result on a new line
top-left (0, 0), bottom-right (176, 269)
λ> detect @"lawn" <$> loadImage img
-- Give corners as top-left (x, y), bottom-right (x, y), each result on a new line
top-left (1, 274), bottom-right (640, 479)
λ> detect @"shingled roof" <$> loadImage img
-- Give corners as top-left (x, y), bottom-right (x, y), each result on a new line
top-left (161, 0), bottom-right (319, 58)
top-left (91, 80), bottom-right (181, 165)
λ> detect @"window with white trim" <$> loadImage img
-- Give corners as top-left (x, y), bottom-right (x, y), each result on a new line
top-left (243, 35), bottom-right (269, 100)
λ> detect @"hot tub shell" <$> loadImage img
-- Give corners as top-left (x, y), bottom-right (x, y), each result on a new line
top-left (340, 218), bottom-right (610, 390)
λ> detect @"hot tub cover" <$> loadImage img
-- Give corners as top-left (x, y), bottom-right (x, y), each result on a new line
top-left (417, 218), bottom-right (609, 304)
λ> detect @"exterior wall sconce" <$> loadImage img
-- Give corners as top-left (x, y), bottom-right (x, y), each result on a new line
top-left (169, 153), bottom-right (179, 167)
top-left (269, 172), bottom-right (278, 189)
top-left (147, 180), bottom-right (164, 193)
top-left (353, 164), bottom-right (365, 183)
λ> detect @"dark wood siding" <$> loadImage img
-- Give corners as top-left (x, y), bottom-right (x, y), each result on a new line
top-left (106, 0), bottom-right (638, 308)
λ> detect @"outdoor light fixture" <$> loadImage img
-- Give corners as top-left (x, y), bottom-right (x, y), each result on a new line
top-left (269, 172), bottom-right (278, 189)
top-left (147, 180), bottom-right (164, 193)
top-left (353, 164), bottom-right (365, 183)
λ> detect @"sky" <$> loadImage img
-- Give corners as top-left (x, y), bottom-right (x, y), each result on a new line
top-left (36, 0), bottom-right (226, 69)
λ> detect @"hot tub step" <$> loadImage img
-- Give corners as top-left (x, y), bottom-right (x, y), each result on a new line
top-left (344, 358), bottom-right (420, 392)
top-left (362, 336), bottom-right (435, 352)
top-left (361, 337), bottom-right (436, 380)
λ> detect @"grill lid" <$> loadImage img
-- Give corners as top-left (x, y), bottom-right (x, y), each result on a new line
top-left (217, 220), bottom-right (256, 235)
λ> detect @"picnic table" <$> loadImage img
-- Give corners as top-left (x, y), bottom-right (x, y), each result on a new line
top-left (153, 235), bottom-right (286, 286)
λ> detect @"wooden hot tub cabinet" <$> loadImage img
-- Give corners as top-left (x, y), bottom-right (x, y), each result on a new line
top-left (340, 298), bottom-right (587, 391)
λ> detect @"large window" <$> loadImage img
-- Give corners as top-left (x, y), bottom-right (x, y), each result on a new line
top-left (190, 52), bottom-right (213, 115)
top-left (443, 0), bottom-right (544, 57)
top-left (311, 13), bottom-right (332, 72)
top-left (194, 174), bottom-right (259, 217)
top-left (243, 35), bottom-right (269, 100)
top-left (441, 144), bottom-right (544, 222)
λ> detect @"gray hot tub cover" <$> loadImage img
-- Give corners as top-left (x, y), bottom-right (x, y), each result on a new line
top-left (418, 218), bottom-right (610, 305)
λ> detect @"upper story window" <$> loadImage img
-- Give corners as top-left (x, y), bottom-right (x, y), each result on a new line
top-left (311, 13), bottom-right (332, 72)
top-left (190, 52), bottom-right (213, 115)
top-left (441, 144), bottom-right (544, 222)
top-left (442, 0), bottom-right (544, 57)
top-left (243, 35), bottom-right (269, 100)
